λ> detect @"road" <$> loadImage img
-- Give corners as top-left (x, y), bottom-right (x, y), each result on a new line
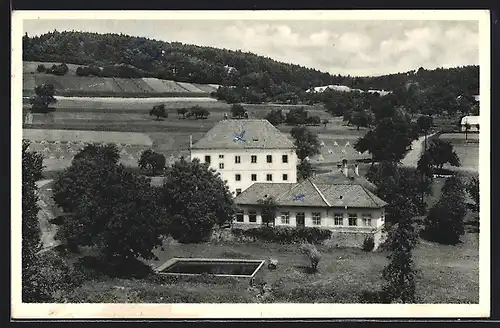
top-left (401, 133), bottom-right (436, 168)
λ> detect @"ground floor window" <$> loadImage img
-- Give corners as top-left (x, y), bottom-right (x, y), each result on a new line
top-left (334, 213), bottom-right (343, 226)
top-left (348, 213), bottom-right (357, 226)
top-left (249, 211), bottom-right (257, 223)
top-left (312, 212), bottom-right (321, 225)
top-left (235, 210), bottom-right (244, 222)
top-left (281, 212), bottom-right (290, 224)
top-left (296, 212), bottom-right (305, 227)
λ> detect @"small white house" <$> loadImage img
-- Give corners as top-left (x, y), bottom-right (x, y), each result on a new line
top-left (234, 162), bottom-right (388, 249)
top-left (190, 119), bottom-right (298, 196)
top-left (460, 116), bottom-right (480, 132)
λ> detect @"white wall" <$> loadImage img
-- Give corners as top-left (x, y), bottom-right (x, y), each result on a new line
top-left (235, 205), bottom-right (384, 230)
top-left (191, 148), bottom-right (297, 195)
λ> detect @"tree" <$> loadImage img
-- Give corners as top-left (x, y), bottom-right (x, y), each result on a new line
top-left (382, 203), bottom-right (419, 303)
top-left (306, 115), bottom-right (321, 126)
top-left (177, 108), bottom-right (188, 119)
top-left (354, 110), bottom-right (418, 163)
top-left (29, 84), bottom-right (57, 112)
top-left (257, 196), bottom-right (278, 227)
top-left (72, 143), bottom-right (121, 166)
top-left (22, 140), bottom-right (45, 301)
top-left (350, 109), bottom-right (371, 130)
top-left (189, 106), bottom-right (210, 119)
top-left (290, 126), bottom-right (321, 161)
top-left (76, 66), bottom-right (91, 76)
top-left (299, 242), bottom-right (321, 273)
top-left (36, 64), bottom-right (46, 73)
top-left (463, 122), bottom-right (471, 141)
top-left (466, 176), bottom-right (479, 212)
top-left (297, 159), bottom-right (315, 182)
top-left (417, 115), bottom-right (433, 150)
top-left (150, 104), bottom-right (167, 120)
top-left (49, 63), bottom-right (69, 76)
top-left (265, 109), bottom-right (285, 126)
top-left (161, 157), bottom-right (235, 243)
top-left (286, 107), bottom-right (308, 125)
top-left (423, 175), bottom-right (467, 245)
top-left (322, 119), bottom-right (329, 128)
top-left (53, 154), bottom-right (166, 260)
top-left (138, 149), bottom-right (166, 176)
top-left (423, 139), bottom-right (460, 171)
top-left (230, 103), bottom-right (246, 118)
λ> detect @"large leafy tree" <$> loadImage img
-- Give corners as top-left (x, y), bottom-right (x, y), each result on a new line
top-left (257, 196), bottom-right (278, 227)
top-left (53, 144), bottom-right (166, 260)
top-left (417, 115), bottom-right (433, 150)
top-left (290, 126), bottom-right (321, 161)
top-left (138, 149), bottom-right (166, 176)
top-left (150, 104), bottom-right (167, 120)
top-left (297, 160), bottom-right (315, 181)
top-left (423, 139), bottom-right (460, 171)
top-left (29, 84), bottom-right (57, 112)
top-left (161, 158), bottom-right (235, 243)
top-left (230, 103), bottom-right (246, 118)
top-left (265, 109), bottom-right (285, 126)
top-left (423, 175), bottom-right (467, 245)
top-left (354, 109), bottom-right (419, 163)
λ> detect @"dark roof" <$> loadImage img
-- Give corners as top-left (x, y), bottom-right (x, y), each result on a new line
top-left (235, 178), bottom-right (387, 209)
top-left (191, 119), bottom-right (295, 150)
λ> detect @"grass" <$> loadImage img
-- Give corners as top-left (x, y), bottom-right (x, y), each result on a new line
top-left (53, 233), bottom-right (478, 303)
top-left (439, 133), bottom-right (479, 172)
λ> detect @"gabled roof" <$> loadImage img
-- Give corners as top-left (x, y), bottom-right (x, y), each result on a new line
top-left (460, 116), bottom-right (480, 125)
top-left (235, 178), bottom-right (387, 209)
top-left (191, 119), bottom-right (296, 150)
top-left (311, 170), bottom-right (378, 193)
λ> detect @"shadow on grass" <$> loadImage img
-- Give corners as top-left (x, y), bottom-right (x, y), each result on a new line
top-left (74, 256), bottom-right (153, 279)
top-left (294, 265), bottom-right (318, 274)
top-left (358, 290), bottom-right (392, 304)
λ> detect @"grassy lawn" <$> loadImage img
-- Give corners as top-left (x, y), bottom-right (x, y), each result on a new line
top-left (57, 232), bottom-right (478, 303)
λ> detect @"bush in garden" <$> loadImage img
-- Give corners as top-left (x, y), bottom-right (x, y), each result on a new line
top-left (299, 242), bottom-right (321, 273)
top-left (362, 235), bottom-right (375, 251)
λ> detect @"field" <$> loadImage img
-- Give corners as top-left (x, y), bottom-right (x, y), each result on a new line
top-left (439, 133), bottom-right (479, 172)
top-left (51, 232), bottom-right (479, 303)
top-left (23, 97), bottom-right (368, 172)
top-left (23, 61), bottom-right (220, 97)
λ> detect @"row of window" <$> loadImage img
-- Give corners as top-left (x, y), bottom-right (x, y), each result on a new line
top-left (235, 211), bottom-right (375, 226)
top-left (231, 173), bottom-right (288, 182)
top-left (206, 154), bottom-right (289, 164)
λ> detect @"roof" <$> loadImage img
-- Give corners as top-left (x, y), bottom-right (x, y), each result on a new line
top-left (235, 178), bottom-right (387, 209)
top-left (460, 116), bottom-right (480, 125)
top-left (191, 119), bottom-right (296, 150)
top-left (311, 170), bottom-right (378, 193)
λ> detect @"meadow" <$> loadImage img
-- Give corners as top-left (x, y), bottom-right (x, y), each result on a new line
top-left (439, 133), bottom-right (479, 172)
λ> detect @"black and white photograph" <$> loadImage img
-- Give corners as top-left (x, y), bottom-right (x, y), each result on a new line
top-left (12, 10), bottom-right (490, 318)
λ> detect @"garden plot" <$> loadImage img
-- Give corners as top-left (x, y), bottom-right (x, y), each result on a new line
top-left (33, 74), bottom-right (66, 90)
top-left (192, 83), bottom-right (219, 93)
top-left (160, 80), bottom-right (191, 93)
top-left (112, 77), bottom-right (144, 93)
top-left (311, 136), bottom-right (369, 164)
top-left (141, 78), bottom-right (174, 93)
top-left (175, 81), bottom-right (205, 93)
top-left (131, 78), bottom-right (156, 93)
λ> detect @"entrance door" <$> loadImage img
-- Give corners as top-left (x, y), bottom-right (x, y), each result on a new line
top-left (296, 212), bottom-right (305, 228)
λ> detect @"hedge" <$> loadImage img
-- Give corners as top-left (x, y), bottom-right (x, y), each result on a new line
top-left (231, 226), bottom-right (332, 244)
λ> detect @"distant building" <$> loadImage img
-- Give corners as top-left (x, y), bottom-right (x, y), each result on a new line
top-left (234, 161), bottom-right (387, 250)
top-left (460, 115), bottom-right (480, 132)
top-left (190, 119), bottom-right (298, 196)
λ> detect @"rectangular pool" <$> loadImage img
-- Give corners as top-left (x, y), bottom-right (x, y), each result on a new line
top-left (154, 258), bottom-right (265, 278)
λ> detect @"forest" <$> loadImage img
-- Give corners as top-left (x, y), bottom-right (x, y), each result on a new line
top-left (23, 30), bottom-right (479, 115)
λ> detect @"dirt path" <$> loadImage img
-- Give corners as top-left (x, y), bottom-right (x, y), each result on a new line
top-left (401, 133), bottom-right (436, 168)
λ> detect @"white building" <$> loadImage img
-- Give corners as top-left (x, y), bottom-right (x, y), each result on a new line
top-left (234, 162), bottom-right (387, 250)
top-left (460, 115), bottom-right (480, 132)
top-left (190, 119), bottom-right (298, 196)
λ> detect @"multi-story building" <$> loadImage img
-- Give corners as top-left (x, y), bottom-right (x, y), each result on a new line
top-left (190, 119), bottom-right (298, 196)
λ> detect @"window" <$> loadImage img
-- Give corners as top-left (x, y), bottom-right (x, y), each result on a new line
top-left (219, 154), bottom-right (224, 159)
top-left (266, 155), bottom-right (273, 163)
top-left (282, 154), bottom-right (288, 163)
top-left (282, 174), bottom-right (288, 181)
top-left (334, 213), bottom-right (343, 226)
top-left (281, 212), bottom-right (290, 224)
top-left (219, 163), bottom-right (224, 169)
top-left (266, 174), bottom-right (273, 181)
top-left (249, 211), bottom-right (257, 223)
top-left (251, 155), bottom-right (257, 163)
top-left (251, 174), bottom-right (257, 181)
top-left (312, 212), bottom-right (321, 226)
top-left (348, 213), bottom-right (358, 226)
top-left (362, 213), bottom-right (372, 227)
top-left (236, 188), bottom-right (242, 196)
top-left (235, 174), bottom-right (241, 181)
top-left (235, 210), bottom-right (244, 222)
top-left (204, 155), bottom-right (211, 163)
top-left (235, 156), bottom-right (241, 164)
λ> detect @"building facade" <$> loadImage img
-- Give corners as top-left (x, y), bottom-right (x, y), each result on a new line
top-left (460, 115), bottom-right (480, 132)
top-left (190, 119), bottom-right (298, 195)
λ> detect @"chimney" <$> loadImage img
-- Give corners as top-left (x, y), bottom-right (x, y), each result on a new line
top-left (354, 163), bottom-right (359, 176)
top-left (342, 159), bottom-right (348, 177)
top-left (189, 135), bottom-right (193, 149)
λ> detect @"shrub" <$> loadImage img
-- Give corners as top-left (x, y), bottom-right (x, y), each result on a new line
top-left (76, 66), bottom-right (91, 76)
top-left (362, 235), bottom-right (375, 251)
top-left (49, 63), bottom-right (69, 76)
top-left (231, 226), bottom-right (332, 244)
top-left (36, 64), bottom-right (46, 73)
top-left (299, 242), bottom-right (321, 273)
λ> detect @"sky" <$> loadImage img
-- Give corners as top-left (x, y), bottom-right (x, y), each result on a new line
top-left (23, 19), bottom-right (479, 77)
